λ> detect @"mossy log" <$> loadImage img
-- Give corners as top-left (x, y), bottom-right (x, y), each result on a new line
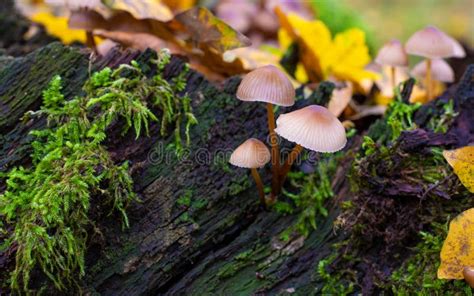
top-left (0, 43), bottom-right (473, 295)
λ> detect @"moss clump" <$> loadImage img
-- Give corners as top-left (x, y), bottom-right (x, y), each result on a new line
top-left (277, 152), bottom-right (340, 240)
top-left (0, 50), bottom-right (195, 293)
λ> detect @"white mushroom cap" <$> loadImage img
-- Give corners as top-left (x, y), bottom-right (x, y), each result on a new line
top-left (237, 65), bottom-right (295, 107)
top-left (411, 59), bottom-right (455, 83)
top-left (229, 138), bottom-right (271, 169)
top-left (275, 105), bottom-right (347, 153)
top-left (375, 39), bottom-right (408, 67)
top-left (405, 26), bottom-right (457, 59)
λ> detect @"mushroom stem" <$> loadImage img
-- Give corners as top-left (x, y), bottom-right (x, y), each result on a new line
top-left (425, 58), bottom-right (432, 100)
top-left (86, 30), bottom-right (98, 54)
top-left (279, 144), bottom-right (304, 184)
top-left (250, 168), bottom-right (266, 206)
top-left (390, 66), bottom-right (396, 91)
top-left (266, 103), bottom-right (280, 195)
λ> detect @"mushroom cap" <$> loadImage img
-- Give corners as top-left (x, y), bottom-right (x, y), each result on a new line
top-left (229, 138), bottom-right (271, 169)
top-left (447, 36), bottom-right (466, 58)
top-left (68, 9), bottom-right (108, 31)
top-left (275, 105), bottom-right (347, 153)
top-left (411, 59), bottom-right (455, 82)
top-left (328, 82), bottom-right (353, 117)
top-left (375, 39), bottom-right (408, 67)
top-left (237, 65), bottom-right (295, 107)
top-left (405, 26), bottom-right (457, 59)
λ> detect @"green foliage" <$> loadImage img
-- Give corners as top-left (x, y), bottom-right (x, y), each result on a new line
top-left (0, 51), bottom-right (195, 293)
top-left (386, 89), bottom-right (421, 141)
top-left (389, 222), bottom-right (472, 295)
top-left (280, 154), bottom-right (339, 238)
top-left (427, 99), bottom-right (458, 133)
top-left (316, 253), bottom-right (354, 295)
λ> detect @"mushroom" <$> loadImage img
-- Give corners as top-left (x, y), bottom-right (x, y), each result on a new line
top-left (275, 105), bottom-right (347, 184)
top-left (236, 65), bottom-right (295, 196)
top-left (463, 267), bottom-right (474, 288)
top-left (68, 8), bottom-right (108, 52)
top-left (375, 39), bottom-right (408, 90)
top-left (229, 138), bottom-right (271, 205)
top-left (405, 26), bottom-right (458, 100)
top-left (410, 58), bottom-right (455, 83)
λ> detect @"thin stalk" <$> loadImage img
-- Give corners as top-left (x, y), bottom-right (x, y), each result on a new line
top-left (86, 31), bottom-right (97, 54)
top-left (390, 66), bottom-right (396, 91)
top-left (266, 103), bottom-right (280, 196)
top-left (251, 168), bottom-right (265, 206)
top-left (279, 144), bottom-right (304, 191)
top-left (426, 58), bottom-right (432, 101)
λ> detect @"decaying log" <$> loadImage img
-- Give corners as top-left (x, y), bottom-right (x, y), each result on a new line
top-left (0, 42), bottom-right (473, 295)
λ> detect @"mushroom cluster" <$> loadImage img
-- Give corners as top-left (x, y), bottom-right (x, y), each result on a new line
top-left (229, 65), bottom-right (347, 206)
top-left (375, 25), bottom-right (465, 103)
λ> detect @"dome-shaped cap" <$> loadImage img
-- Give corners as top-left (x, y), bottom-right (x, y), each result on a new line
top-left (237, 65), bottom-right (295, 106)
top-left (447, 36), bottom-right (466, 58)
top-left (275, 105), bottom-right (347, 153)
top-left (375, 39), bottom-right (408, 67)
top-left (68, 10), bottom-right (108, 30)
top-left (229, 138), bottom-right (271, 168)
top-left (464, 267), bottom-right (474, 288)
top-left (405, 26), bottom-right (456, 59)
top-left (411, 59), bottom-right (454, 82)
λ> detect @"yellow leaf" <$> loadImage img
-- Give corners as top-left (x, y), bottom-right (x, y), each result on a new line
top-left (275, 8), bottom-right (378, 87)
top-left (31, 12), bottom-right (88, 44)
top-left (438, 208), bottom-right (474, 279)
top-left (443, 146), bottom-right (474, 193)
top-left (162, 0), bottom-right (195, 12)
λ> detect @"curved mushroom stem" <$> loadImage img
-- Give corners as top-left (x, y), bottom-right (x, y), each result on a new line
top-left (266, 103), bottom-right (280, 195)
top-left (250, 168), bottom-right (266, 206)
top-left (425, 58), bottom-right (432, 101)
top-left (86, 31), bottom-right (98, 54)
top-left (279, 144), bottom-right (304, 185)
top-left (463, 267), bottom-right (474, 288)
top-left (390, 66), bottom-right (396, 92)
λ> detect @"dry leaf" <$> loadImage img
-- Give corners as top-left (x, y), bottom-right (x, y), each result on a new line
top-left (438, 208), bottom-right (474, 279)
top-left (328, 82), bottom-right (353, 117)
top-left (102, 0), bottom-right (173, 21)
top-left (443, 146), bottom-right (474, 193)
top-left (173, 6), bottom-right (251, 53)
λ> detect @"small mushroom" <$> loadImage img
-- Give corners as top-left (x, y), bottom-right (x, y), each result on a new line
top-left (405, 26), bottom-right (458, 100)
top-left (463, 267), bottom-right (474, 288)
top-left (410, 58), bottom-right (454, 83)
top-left (68, 8), bottom-right (108, 52)
top-left (229, 138), bottom-right (271, 205)
top-left (375, 39), bottom-right (408, 90)
top-left (275, 105), bottom-right (347, 183)
top-left (236, 65), bottom-right (295, 196)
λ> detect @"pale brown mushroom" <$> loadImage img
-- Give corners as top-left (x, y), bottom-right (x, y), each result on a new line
top-left (411, 59), bottom-right (454, 83)
top-left (375, 39), bottom-right (408, 90)
top-left (229, 138), bottom-right (271, 205)
top-left (236, 65), bottom-right (295, 196)
top-left (405, 26), bottom-right (458, 100)
top-left (275, 105), bottom-right (347, 184)
top-left (463, 267), bottom-right (474, 288)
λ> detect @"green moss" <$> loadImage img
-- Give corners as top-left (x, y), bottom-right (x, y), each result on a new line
top-left (389, 221), bottom-right (472, 295)
top-left (316, 253), bottom-right (354, 295)
top-left (278, 153), bottom-right (340, 239)
top-left (0, 50), bottom-right (195, 293)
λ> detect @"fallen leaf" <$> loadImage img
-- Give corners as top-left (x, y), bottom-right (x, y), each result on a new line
top-left (31, 12), bottom-right (89, 44)
top-left (443, 146), bottom-right (474, 193)
top-left (328, 82), bottom-right (353, 117)
top-left (102, 0), bottom-right (173, 21)
top-left (438, 208), bottom-right (474, 279)
top-left (173, 6), bottom-right (251, 53)
top-left (275, 7), bottom-right (378, 87)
